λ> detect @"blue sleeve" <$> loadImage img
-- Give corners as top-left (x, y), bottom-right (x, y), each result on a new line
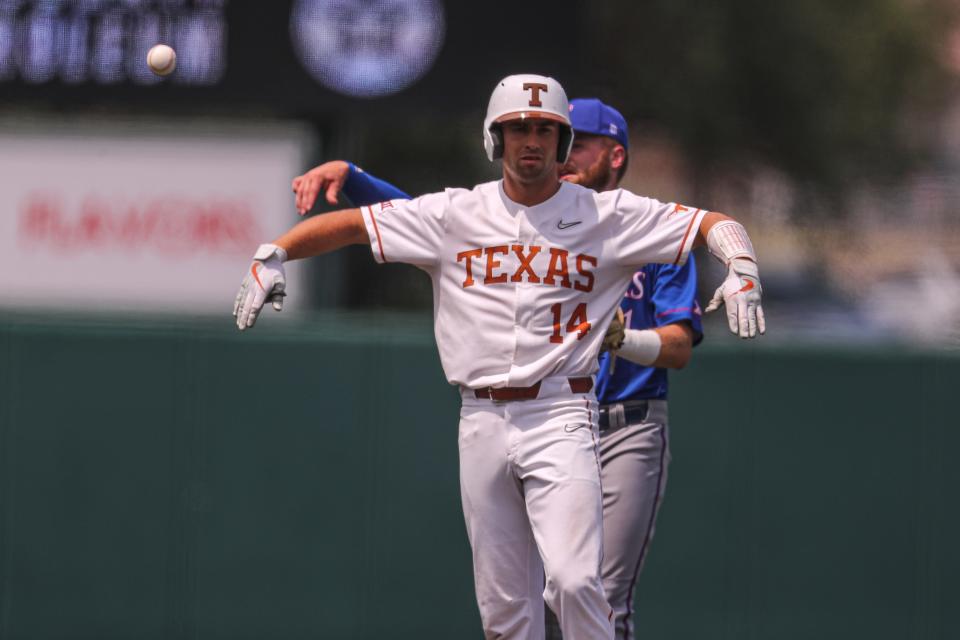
top-left (648, 254), bottom-right (704, 346)
top-left (341, 163), bottom-right (411, 206)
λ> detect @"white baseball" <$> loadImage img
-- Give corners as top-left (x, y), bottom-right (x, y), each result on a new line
top-left (147, 44), bottom-right (176, 76)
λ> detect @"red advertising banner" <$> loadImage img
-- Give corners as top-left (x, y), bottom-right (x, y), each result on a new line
top-left (0, 119), bottom-right (311, 314)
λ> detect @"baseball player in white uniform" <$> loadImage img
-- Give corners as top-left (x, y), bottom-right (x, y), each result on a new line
top-left (234, 74), bottom-right (765, 640)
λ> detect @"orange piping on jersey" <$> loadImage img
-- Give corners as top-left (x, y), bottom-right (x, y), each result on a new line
top-left (368, 206), bottom-right (387, 262)
top-left (672, 209), bottom-right (701, 265)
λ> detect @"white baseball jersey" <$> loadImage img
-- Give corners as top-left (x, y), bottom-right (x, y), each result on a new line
top-left (359, 180), bottom-right (706, 389)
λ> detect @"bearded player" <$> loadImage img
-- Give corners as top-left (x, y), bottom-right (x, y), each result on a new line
top-left (237, 74), bottom-right (765, 640)
top-left (293, 98), bottom-right (702, 639)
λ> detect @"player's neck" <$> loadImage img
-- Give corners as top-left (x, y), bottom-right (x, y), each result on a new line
top-left (502, 174), bottom-right (562, 207)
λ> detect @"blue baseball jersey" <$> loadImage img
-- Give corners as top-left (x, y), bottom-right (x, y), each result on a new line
top-left (341, 162), bottom-right (411, 204)
top-left (595, 258), bottom-right (704, 402)
top-left (336, 162), bottom-right (702, 402)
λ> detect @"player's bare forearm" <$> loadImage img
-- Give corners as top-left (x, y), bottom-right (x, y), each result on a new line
top-left (273, 208), bottom-right (368, 260)
top-left (649, 322), bottom-right (694, 369)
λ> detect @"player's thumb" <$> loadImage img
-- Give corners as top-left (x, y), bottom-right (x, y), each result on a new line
top-left (325, 178), bottom-right (343, 205)
top-left (271, 278), bottom-right (285, 312)
top-left (704, 286), bottom-right (725, 313)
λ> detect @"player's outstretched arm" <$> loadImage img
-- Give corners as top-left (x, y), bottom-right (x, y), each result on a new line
top-left (292, 161), bottom-right (411, 215)
top-left (617, 323), bottom-right (695, 369)
top-left (233, 208), bottom-right (368, 331)
top-left (694, 212), bottom-right (765, 339)
top-left (275, 208), bottom-right (369, 260)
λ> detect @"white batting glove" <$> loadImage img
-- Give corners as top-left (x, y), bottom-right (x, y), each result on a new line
top-left (704, 257), bottom-right (766, 338)
top-left (233, 244), bottom-right (288, 331)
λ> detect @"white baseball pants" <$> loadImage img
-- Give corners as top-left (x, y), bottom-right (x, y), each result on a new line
top-left (458, 383), bottom-right (615, 640)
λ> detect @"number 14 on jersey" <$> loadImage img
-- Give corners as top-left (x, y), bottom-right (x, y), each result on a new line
top-left (550, 303), bottom-right (591, 343)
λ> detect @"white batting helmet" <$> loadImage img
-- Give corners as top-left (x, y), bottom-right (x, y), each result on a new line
top-left (483, 74), bottom-right (573, 163)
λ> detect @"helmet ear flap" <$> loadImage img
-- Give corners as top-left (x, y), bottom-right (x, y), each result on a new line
top-left (558, 125), bottom-right (573, 163)
top-left (488, 124), bottom-right (503, 160)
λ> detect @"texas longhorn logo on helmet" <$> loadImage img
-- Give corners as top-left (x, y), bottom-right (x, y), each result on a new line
top-left (522, 82), bottom-right (547, 106)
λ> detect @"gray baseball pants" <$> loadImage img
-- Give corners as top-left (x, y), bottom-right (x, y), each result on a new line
top-left (545, 399), bottom-right (670, 640)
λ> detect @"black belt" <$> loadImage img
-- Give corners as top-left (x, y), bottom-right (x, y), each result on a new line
top-left (598, 400), bottom-right (650, 432)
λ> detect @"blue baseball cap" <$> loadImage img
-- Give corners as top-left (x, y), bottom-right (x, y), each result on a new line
top-left (568, 98), bottom-right (629, 149)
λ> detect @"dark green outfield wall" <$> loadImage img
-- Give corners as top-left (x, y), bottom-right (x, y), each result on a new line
top-left (1, 313), bottom-right (957, 639)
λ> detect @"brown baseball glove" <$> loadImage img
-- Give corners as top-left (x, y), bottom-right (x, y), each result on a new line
top-left (600, 307), bottom-right (625, 353)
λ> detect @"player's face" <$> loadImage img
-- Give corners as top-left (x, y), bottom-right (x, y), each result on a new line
top-left (560, 134), bottom-right (617, 191)
top-left (500, 118), bottom-right (561, 184)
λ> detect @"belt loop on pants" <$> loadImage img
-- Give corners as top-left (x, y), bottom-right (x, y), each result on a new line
top-left (471, 376), bottom-right (593, 401)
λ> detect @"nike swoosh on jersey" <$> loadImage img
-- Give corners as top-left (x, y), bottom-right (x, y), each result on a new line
top-left (557, 220), bottom-right (582, 229)
top-left (563, 423), bottom-right (588, 433)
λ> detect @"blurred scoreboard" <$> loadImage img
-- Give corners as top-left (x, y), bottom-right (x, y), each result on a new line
top-left (0, 0), bottom-right (230, 86)
top-left (0, 0), bottom-right (444, 95)
top-left (0, 0), bottom-right (583, 114)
